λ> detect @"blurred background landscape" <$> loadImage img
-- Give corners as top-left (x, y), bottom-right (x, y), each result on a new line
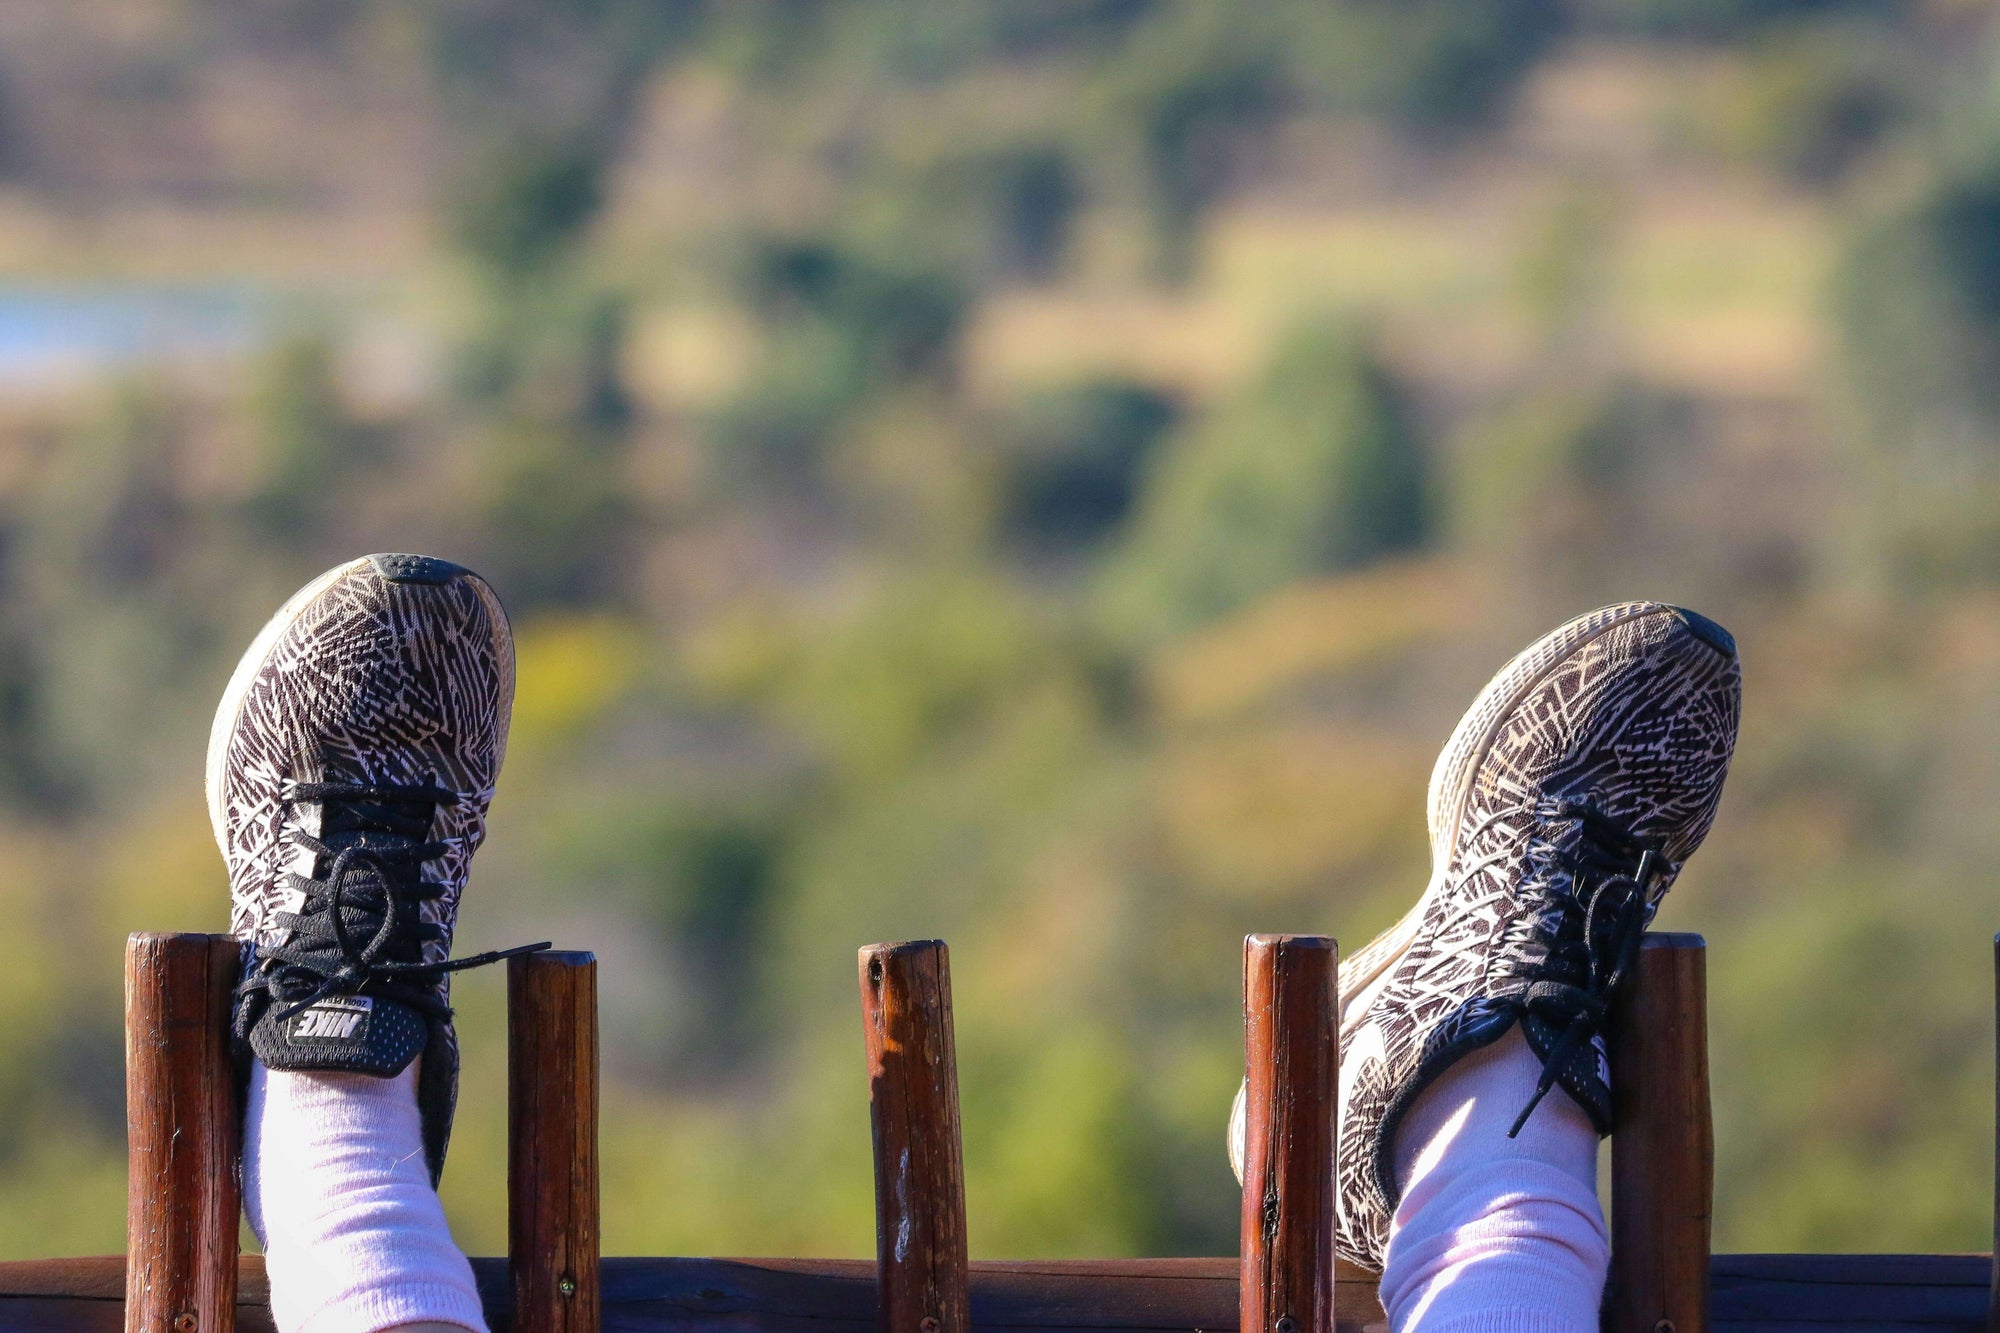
top-left (0, 0), bottom-right (1994, 1258)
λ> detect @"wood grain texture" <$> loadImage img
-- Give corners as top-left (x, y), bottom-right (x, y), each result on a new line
top-left (858, 942), bottom-right (969, 1333)
top-left (510, 952), bottom-right (601, 1333)
top-left (1609, 932), bottom-right (1713, 1333)
top-left (124, 933), bottom-right (241, 1333)
top-left (1240, 935), bottom-right (1338, 1333)
top-left (1, 1255), bottom-right (1988, 1333)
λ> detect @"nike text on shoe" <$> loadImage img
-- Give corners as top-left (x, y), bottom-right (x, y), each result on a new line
top-left (1228, 602), bottom-right (1740, 1269)
top-left (210, 553), bottom-right (547, 1182)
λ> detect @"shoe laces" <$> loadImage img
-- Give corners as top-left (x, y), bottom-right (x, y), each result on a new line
top-left (1499, 797), bottom-right (1664, 1138)
top-left (233, 778), bottom-right (548, 1039)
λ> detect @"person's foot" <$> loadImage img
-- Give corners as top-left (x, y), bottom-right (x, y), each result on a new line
top-left (1229, 601), bottom-right (1740, 1269)
top-left (211, 551), bottom-right (541, 1181)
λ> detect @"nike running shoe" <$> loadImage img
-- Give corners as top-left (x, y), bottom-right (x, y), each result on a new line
top-left (1229, 601), bottom-right (1740, 1268)
top-left (210, 552), bottom-right (545, 1182)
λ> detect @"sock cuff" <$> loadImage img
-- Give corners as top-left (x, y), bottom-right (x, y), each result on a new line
top-left (1401, 1311), bottom-right (1603, 1333)
top-left (287, 1280), bottom-right (489, 1333)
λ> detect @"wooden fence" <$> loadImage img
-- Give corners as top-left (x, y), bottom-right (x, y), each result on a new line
top-left (0, 929), bottom-right (1984, 1333)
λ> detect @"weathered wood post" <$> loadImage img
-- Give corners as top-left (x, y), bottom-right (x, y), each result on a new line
top-left (125, 932), bottom-right (241, 1333)
top-left (1240, 934), bottom-right (1338, 1333)
top-left (859, 940), bottom-right (970, 1333)
top-left (1608, 932), bottom-right (1713, 1333)
top-left (509, 951), bottom-right (601, 1333)
top-left (1990, 933), bottom-right (2000, 1333)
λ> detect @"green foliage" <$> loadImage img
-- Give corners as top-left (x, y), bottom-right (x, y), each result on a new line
top-left (998, 379), bottom-right (1179, 556)
top-left (772, 568), bottom-right (1049, 780)
top-left (1841, 161), bottom-right (2000, 424)
top-left (810, 0), bottom-right (1163, 83)
top-left (1103, 321), bottom-right (1428, 640)
top-left (1714, 28), bottom-right (1906, 183)
top-left (1581, 0), bottom-right (1900, 39)
top-left (1289, 0), bottom-right (1568, 130)
top-left (1832, 154), bottom-right (2000, 586)
top-left (744, 239), bottom-right (969, 382)
top-left (470, 422), bottom-right (636, 607)
top-left (1513, 182), bottom-right (1620, 343)
top-left (243, 329), bottom-right (381, 545)
top-left (714, 239), bottom-right (969, 492)
top-left (910, 144), bottom-right (1085, 283)
top-left (1106, 4), bottom-right (1285, 279)
top-left (448, 139), bottom-right (607, 282)
top-left (1450, 381), bottom-right (1653, 550)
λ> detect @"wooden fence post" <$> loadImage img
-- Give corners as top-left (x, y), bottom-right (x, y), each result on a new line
top-left (509, 951), bottom-right (600, 1333)
top-left (125, 932), bottom-right (241, 1333)
top-left (1608, 932), bottom-right (1712, 1333)
top-left (1240, 934), bottom-right (1338, 1333)
top-left (1990, 933), bottom-right (2000, 1333)
top-left (859, 941), bottom-right (969, 1333)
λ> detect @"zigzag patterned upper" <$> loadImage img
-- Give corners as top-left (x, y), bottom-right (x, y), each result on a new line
top-left (1332, 603), bottom-right (1741, 1269)
top-left (210, 554), bottom-right (514, 975)
top-left (208, 554), bottom-right (514, 1181)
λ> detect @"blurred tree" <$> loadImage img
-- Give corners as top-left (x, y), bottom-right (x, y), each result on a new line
top-left (1452, 382), bottom-right (1652, 551)
top-left (910, 144), bottom-right (1084, 284)
top-left (1286, 0), bottom-right (1568, 130)
top-left (997, 379), bottom-right (1180, 558)
top-left (10, 386), bottom-right (251, 806)
top-left (543, 793), bottom-right (791, 1076)
top-left (1709, 28), bottom-right (1907, 183)
top-left (0, 628), bottom-right (66, 813)
top-left (1514, 180), bottom-right (1621, 349)
top-left (418, 0), bottom-right (706, 148)
top-left (714, 238), bottom-right (968, 494)
top-left (1105, 3), bottom-right (1286, 280)
top-left (438, 287), bottom-right (643, 610)
top-left (814, 0), bottom-right (1162, 82)
top-left (473, 420), bottom-right (635, 608)
top-left (745, 238), bottom-right (967, 382)
top-left (772, 567), bottom-right (1047, 782)
top-left (448, 138), bottom-right (606, 286)
top-left (1834, 151), bottom-right (2000, 586)
top-left (1581, 0), bottom-right (1902, 39)
top-left (1101, 320), bottom-right (1428, 641)
top-left (242, 329), bottom-right (383, 549)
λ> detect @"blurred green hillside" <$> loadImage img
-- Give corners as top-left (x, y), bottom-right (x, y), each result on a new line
top-left (0, 0), bottom-right (1995, 1258)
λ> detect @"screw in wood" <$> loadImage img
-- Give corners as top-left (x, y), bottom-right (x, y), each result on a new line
top-left (920, 1316), bottom-right (941, 1333)
top-left (1276, 1316), bottom-right (1297, 1333)
top-left (173, 1312), bottom-right (197, 1333)
top-left (1654, 1322), bottom-right (1674, 1333)
top-left (558, 1275), bottom-right (578, 1297)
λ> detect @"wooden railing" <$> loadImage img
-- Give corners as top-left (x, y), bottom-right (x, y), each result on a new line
top-left (95, 928), bottom-right (1727, 1333)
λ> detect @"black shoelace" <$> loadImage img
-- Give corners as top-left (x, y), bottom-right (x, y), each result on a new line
top-left (1505, 800), bottom-right (1663, 1138)
top-left (233, 779), bottom-right (548, 1039)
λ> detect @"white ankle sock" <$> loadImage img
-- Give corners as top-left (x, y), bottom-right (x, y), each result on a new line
top-left (244, 1061), bottom-right (488, 1333)
top-left (1378, 1027), bottom-right (1609, 1333)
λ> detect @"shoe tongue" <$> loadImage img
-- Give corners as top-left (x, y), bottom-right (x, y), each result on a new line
top-left (249, 993), bottom-right (428, 1078)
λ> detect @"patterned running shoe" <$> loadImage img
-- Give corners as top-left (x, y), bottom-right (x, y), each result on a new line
top-left (208, 552), bottom-right (546, 1182)
top-left (1228, 601), bottom-right (1740, 1268)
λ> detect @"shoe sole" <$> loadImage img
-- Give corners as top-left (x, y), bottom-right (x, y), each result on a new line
top-left (203, 555), bottom-right (516, 858)
top-left (1335, 601), bottom-right (1679, 1027)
